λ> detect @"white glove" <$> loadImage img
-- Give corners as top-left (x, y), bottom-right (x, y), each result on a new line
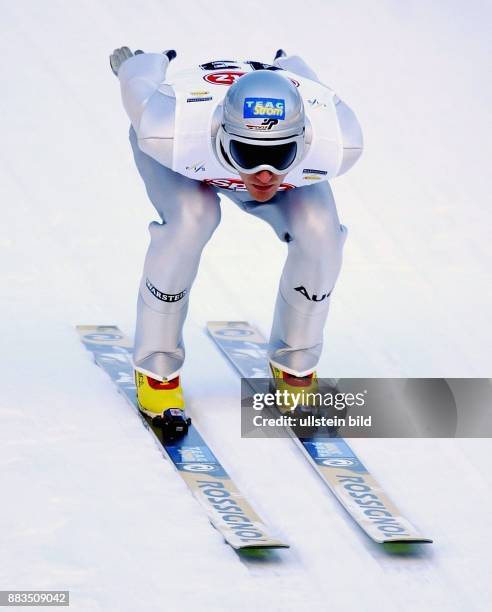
top-left (109, 46), bottom-right (144, 76)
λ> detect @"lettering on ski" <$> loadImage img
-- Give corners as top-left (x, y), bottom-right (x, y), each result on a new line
top-left (196, 480), bottom-right (272, 542)
top-left (76, 325), bottom-right (288, 550)
top-left (300, 438), bottom-right (425, 542)
top-left (207, 321), bottom-right (432, 544)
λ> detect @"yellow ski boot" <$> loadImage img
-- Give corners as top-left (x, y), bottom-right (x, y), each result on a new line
top-left (269, 364), bottom-right (319, 414)
top-left (135, 371), bottom-right (190, 440)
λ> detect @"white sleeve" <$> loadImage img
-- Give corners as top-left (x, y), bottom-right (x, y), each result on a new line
top-left (274, 54), bottom-right (321, 82)
top-left (334, 96), bottom-right (363, 175)
top-left (117, 53), bottom-right (170, 131)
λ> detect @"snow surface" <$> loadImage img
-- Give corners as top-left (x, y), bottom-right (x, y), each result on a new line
top-left (1, 1), bottom-right (491, 611)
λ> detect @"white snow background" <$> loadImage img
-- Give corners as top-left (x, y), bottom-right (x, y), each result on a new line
top-left (0, 1), bottom-right (491, 611)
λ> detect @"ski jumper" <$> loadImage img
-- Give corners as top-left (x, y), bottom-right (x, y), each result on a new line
top-left (117, 54), bottom-right (363, 378)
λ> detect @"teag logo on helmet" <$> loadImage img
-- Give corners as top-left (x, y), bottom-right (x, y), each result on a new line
top-left (243, 98), bottom-right (286, 120)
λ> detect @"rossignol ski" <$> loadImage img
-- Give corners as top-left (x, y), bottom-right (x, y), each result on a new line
top-left (207, 321), bottom-right (432, 544)
top-left (77, 325), bottom-right (288, 550)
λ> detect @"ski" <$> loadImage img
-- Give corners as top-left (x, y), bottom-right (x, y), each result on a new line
top-left (76, 325), bottom-right (288, 550)
top-left (207, 321), bottom-right (432, 544)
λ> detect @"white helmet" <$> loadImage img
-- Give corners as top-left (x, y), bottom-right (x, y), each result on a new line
top-left (216, 70), bottom-right (306, 175)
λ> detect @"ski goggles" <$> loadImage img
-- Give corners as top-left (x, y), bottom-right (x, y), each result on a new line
top-left (217, 125), bottom-right (305, 175)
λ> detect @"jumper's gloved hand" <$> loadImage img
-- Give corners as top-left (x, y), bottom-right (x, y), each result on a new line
top-left (110, 46), bottom-right (144, 76)
top-left (110, 47), bottom-right (176, 76)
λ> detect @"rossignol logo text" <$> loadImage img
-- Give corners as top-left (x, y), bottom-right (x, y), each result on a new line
top-left (197, 480), bottom-right (268, 543)
top-left (335, 475), bottom-right (412, 538)
top-left (146, 278), bottom-right (187, 302)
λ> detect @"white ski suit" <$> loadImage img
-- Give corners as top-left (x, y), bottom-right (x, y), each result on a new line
top-left (117, 54), bottom-right (363, 379)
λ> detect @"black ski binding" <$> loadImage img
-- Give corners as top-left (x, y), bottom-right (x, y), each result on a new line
top-left (153, 408), bottom-right (191, 441)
